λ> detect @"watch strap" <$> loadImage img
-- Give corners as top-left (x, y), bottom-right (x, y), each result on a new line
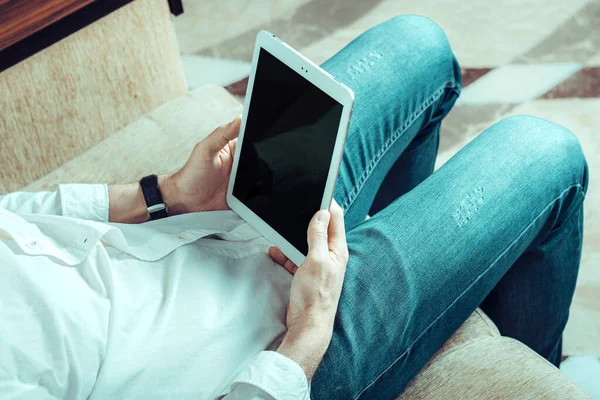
top-left (140, 174), bottom-right (168, 220)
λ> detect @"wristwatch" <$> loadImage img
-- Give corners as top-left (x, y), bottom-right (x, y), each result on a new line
top-left (140, 174), bottom-right (169, 220)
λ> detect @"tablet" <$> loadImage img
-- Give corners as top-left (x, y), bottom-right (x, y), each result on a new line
top-left (226, 30), bottom-right (354, 267)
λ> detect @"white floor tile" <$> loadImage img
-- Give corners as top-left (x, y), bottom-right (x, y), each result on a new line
top-left (457, 63), bottom-right (582, 105)
top-left (587, 52), bottom-right (600, 66)
top-left (174, 0), bottom-right (313, 54)
top-left (181, 55), bottom-right (251, 89)
top-left (299, 0), bottom-right (590, 67)
top-left (561, 355), bottom-right (600, 399)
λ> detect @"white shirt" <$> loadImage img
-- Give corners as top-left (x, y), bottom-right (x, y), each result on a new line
top-left (0, 184), bottom-right (310, 400)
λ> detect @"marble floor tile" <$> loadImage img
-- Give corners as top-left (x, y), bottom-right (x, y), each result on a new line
top-left (542, 67), bottom-right (600, 98)
top-left (588, 52), bottom-right (600, 66)
top-left (174, 0), bottom-right (313, 54)
top-left (515, 0), bottom-right (600, 64)
top-left (197, 0), bottom-right (384, 61)
top-left (180, 55), bottom-right (250, 88)
top-left (225, 77), bottom-right (249, 96)
top-left (290, 0), bottom-right (591, 67)
top-left (457, 63), bottom-right (582, 105)
top-left (300, 27), bottom-right (363, 65)
top-left (560, 355), bottom-right (600, 398)
top-left (437, 103), bottom-right (514, 167)
top-left (461, 68), bottom-right (492, 87)
top-left (177, 0), bottom-right (591, 67)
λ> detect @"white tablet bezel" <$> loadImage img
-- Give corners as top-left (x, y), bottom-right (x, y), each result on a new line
top-left (226, 30), bottom-right (354, 267)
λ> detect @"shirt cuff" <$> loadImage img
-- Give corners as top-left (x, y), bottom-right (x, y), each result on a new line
top-left (59, 184), bottom-right (109, 222)
top-left (228, 351), bottom-right (310, 400)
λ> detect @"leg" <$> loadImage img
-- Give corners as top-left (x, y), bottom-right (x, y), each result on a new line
top-left (311, 116), bottom-right (588, 399)
top-left (369, 123), bottom-right (441, 216)
top-left (321, 16), bottom-right (462, 230)
top-left (479, 179), bottom-right (585, 367)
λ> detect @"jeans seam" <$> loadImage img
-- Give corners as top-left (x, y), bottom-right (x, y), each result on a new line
top-left (547, 183), bottom-right (587, 235)
top-left (353, 183), bottom-right (585, 400)
top-left (547, 307), bottom-right (569, 360)
top-left (341, 81), bottom-right (457, 212)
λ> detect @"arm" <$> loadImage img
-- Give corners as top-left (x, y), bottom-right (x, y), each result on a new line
top-left (0, 179), bottom-right (181, 223)
top-left (107, 176), bottom-right (183, 223)
top-left (0, 117), bottom-right (241, 222)
top-left (220, 202), bottom-right (348, 399)
top-left (0, 185), bottom-right (108, 220)
top-left (272, 201), bottom-right (348, 379)
top-left (108, 117), bottom-right (240, 223)
top-left (108, 116), bottom-right (240, 222)
top-left (222, 352), bottom-right (310, 400)
top-left (0, 190), bottom-right (64, 216)
top-left (108, 116), bottom-right (242, 222)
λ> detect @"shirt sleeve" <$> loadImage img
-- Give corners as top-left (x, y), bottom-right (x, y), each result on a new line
top-left (222, 351), bottom-right (311, 400)
top-left (0, 381), bottom-right (60, 400)
top-left (0, 184), bottom-right (109, 221)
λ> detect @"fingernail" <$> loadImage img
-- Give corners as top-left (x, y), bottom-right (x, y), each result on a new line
top-left (317, 210), bottom-right (330, 223)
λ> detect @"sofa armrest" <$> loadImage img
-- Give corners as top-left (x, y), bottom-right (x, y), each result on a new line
top-left (398, 310), bottom-right (591, 399)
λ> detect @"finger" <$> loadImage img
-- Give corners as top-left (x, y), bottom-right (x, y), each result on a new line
top-left (307, 209), bottom-right (330, 257)
top-left (284, 259), bottom-right (298, 275)
top-left (228, 137), bottom-right (237, 153)
top-left (207, 116), bottom-right (241, 153)
top-left (222, 115), bottom-right (242, 141)
top-left (328, 200), bottom-right (348, 262)
top-left (269, 247), bottom-right (297, 274)
top-left (269, 246), bottom-right (289, 266)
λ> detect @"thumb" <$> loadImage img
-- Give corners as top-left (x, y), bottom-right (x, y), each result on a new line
top-left (207, 116), bottom-right (241, 153)
top-left (307, 209), bottom-right (331, 257)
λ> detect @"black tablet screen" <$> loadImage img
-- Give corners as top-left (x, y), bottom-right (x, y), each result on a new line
top-left (233, 48), bottom-right (344, 255)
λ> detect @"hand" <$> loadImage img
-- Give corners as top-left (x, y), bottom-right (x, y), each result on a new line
top-left (162, 116), bottom-right (241, 214)
top-left (272, 200), bottom-right (349, 378)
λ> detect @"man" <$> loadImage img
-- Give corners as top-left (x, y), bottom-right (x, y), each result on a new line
top-left (0, 15), bottom-right (588, 399)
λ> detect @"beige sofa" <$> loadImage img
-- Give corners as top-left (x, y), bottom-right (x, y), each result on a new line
top-left (0, 1), bottom-right (591, 398)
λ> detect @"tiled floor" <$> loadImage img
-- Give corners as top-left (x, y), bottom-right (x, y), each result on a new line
top-left (174, 0), bottom-right (600, 356)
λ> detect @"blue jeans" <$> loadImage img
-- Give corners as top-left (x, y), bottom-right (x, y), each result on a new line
top-left (312, 16), bottom-right (589, 399)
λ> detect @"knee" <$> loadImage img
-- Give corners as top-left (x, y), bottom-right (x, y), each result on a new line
top-left (385, 15), bottom-right (449, 50)
top-left (380, 15), bottom-right (459, 83)
top-left (490, 115), bottom-right (588, 193)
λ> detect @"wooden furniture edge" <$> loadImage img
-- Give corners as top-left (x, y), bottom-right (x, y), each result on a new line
top-left (0, 0), bottom-right (184, 73)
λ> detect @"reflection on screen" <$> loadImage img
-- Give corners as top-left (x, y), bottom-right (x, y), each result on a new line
top-left (233, 48), bottom-right (344, 255)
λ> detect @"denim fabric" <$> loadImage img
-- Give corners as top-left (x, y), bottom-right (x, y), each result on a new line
top-left (312, 15), bottom-right (589, 400)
